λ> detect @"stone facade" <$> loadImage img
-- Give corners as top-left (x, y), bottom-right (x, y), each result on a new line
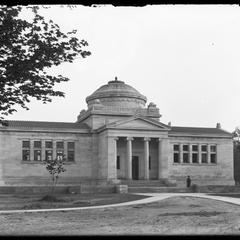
top-left (0, 78), bottom-right (235, 186)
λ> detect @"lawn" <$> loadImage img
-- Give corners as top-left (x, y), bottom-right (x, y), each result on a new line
top-left (0, 196), bottom-right (240, 235)
top-left (0, 193), bottom-right (148, 210)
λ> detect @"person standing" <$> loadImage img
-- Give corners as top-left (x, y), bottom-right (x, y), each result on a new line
top-left (186, 176), bottom-right (191, 188)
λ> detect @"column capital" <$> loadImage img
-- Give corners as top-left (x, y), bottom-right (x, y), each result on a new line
top-left (143, 137), bottom-right (151, 142)
top-left (126, 137), bottom-right (134, 141)
top-left (113, 137), bottom-right (119, 141)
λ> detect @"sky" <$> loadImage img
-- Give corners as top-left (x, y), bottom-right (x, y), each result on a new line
top-left (7, 4), bottom-right (240, 132)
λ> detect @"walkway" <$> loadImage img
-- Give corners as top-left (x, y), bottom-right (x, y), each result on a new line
top-left (0, 193), bottom-right (240, 214)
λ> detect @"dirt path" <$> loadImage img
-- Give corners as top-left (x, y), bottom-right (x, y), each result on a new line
top-left (1, 196), bottom-right (240, 235)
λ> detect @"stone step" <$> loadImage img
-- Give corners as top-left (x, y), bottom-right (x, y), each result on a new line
top-left (120, 180), bottom-right (176, 187)
top-left (128, 187), bottom-right (191, 193)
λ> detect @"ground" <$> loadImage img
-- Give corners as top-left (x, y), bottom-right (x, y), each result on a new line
top-left (1, 195), bottom-right (240, 235)
top-left (0, 193), bottom-right (146, 210)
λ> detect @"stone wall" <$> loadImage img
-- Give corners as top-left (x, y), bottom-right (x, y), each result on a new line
top-left (168, 136), bottom-right (234, 186)
top-left (0, 130), bottom-right (94, 185)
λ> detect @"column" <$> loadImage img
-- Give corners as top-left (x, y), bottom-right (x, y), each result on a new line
top-left (41, 140), bottom-right (45, 161)
top-left (198, 143), bottom-right (202, 163)
top-left (189, 143), bottom-right (192, 163)
top-left (126, 137), bottom-right (133, 180)
top-left (158, 138), bottom-right (169, 179)
top-left (143, 137), bottom-right (151, 180)
top-left (207, 144), bottom-right (211, 163)
top-left (179, 143), bottom-right (183, 163)
top-left (114, 137), bottom-right (119, 178)
top-left (106, 136), bottom-right (118, 180)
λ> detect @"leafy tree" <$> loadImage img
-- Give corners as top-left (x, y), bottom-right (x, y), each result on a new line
top-left (233, 126), bottom-right (240, 142)
top-left (43, 156), bottom-right (66, 193)
top-left (0, 5), bottom-right (91, 123)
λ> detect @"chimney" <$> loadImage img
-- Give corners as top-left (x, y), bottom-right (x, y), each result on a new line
top-left (216, 123), bottom-right (221, 129)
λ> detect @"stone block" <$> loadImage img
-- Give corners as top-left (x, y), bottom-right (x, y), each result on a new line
top-left (115, 184), bottom-right (128, 193)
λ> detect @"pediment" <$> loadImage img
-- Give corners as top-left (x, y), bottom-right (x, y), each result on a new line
top-left (105, 117), bottom-right (170, 131)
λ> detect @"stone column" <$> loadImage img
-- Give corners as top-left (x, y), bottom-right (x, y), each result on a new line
top-left (179, 143), bottom-right (183, 163)
top-left (189, 143), bottom-right (192, 163)
top-left (198, 143), bottom-right (202, 163)
top-left (143, 137), bottom-right (151, 180)
top-left (126, 137), bottom-right (133, 180)
top-left (106, 136), bottom-right (118, 180)
top-left (41, 140), bottom-right (45, 161)
top-left (207, 144), bottom-right (211, 163)
top-left (158, 138), bottom-right (169, 179)
top-left (114, 137), bottom-right (119, 178)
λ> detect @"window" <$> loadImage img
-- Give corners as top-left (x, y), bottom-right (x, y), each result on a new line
top-left (45, 141), bottom-right (53, 149)
top-left (22, 141), bottom-right (30, 148)
top-left (117, 156), bottom-right (120, 170)
top-left (183, 153), bottom-right (189, 163)
top-left (57, 141), bottom-right (64, 149)
top-left (201, 145), bottom-right (207, 163)
top-left (149, 156), bottom-right (151, 170)
top-left (192, 145), bottom-right (199, 163)
top-left (56, 141), bottom-right (64, 161)
top-left (210, 145), bottom-right (217, 164)
top-left (201, 153), bottom-right (207, 163)
top-left (173, 144), bottom-right (180, 163)
top-left (210, 145), bottom-right (216, 152)
top-left (33, 140), bottom-right (41, 161)
top-left (34, 141), bottom-right (41, 148)
top-left (183, 144), bottom-right (189, 163)
top-left (67, 142), bottom-right (75, 149)
top-left (192, 145), bottom-right (198, 151)
top-left (183, 145), bottom-right (189, 151)
top-left (67, 142), bottom-right (75, 162)
top-left (174, 153), bottom-right (180, 163)
top-left (22, 150), bottom-right (30, 161)
top-left (22, 140), bottom-right (30, 161)
top-left (174, 145), bottom-right (179, 151)
top-left (45, 150), bottom-right (53, 161)
top-left (192, 153), bottom-right (198, 163)
top-left (211, 154), bottom-right (216, 164)
top-left (201, 145), bottom-right (207, 152)
top-left (56, 150), bottom-right (64, 161)
top-left (67, 151), bottom-right (74, 162)
top-left (34, 150), bottom-right (41, 161)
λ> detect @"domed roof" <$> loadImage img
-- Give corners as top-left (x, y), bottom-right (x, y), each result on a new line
top-left (86, 77), bottom-right (147, 108)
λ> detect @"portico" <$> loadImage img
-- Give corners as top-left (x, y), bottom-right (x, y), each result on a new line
top-left (105, 133), bottom-right (170, 181)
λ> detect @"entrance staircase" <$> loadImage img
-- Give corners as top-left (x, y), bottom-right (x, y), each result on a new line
top-left (120, 180), bottom-right (190, 193)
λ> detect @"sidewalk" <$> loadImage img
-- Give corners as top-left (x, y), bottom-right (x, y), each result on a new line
top-left (0, 193), bottom-right (240, 214)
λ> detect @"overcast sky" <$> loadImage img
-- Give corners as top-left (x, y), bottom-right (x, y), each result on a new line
top-left (7, 4), bottom-right (240, 132)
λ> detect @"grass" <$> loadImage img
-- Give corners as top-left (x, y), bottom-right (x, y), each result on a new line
top-left (0, 193), bottom-right (149, 211)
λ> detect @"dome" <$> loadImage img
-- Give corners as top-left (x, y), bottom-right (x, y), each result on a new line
top-left (86, 77), bottom-right (147, 108)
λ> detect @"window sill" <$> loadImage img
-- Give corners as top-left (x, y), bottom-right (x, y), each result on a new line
top-left (21, 161), bottom-right (76, 164)
top-left (173, 163), bottom-right (217, 166)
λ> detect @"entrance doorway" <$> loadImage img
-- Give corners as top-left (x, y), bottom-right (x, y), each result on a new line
top-left (132, 156), bottom-right (139, 180)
